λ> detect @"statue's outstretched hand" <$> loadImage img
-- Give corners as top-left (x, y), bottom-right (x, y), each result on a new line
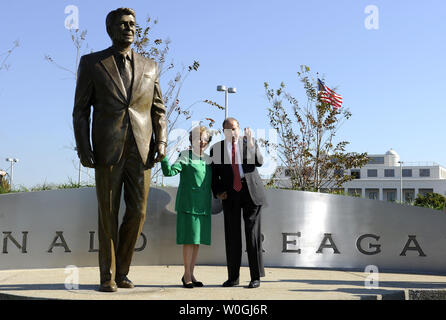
top-left (154, 143), bottom-right (166, 162)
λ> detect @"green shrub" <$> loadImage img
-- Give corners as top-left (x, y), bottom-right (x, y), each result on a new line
top-left (0, 177), bottom-right (95, 194)
top-left (326, 189), bottom-right (361, 197)
top-left (0, 178), bottom-right (11, 194)
top-left (414, 192), bottom-right (446, 211)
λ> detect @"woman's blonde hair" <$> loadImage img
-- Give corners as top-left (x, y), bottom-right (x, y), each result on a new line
top-left (189, 126), bottom-right (212, 144)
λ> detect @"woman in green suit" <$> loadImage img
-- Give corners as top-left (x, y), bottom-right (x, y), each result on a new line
top-left (161, 126), bottom-right (212, 288)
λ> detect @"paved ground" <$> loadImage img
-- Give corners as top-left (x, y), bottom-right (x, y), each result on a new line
top-left (1, 265), bottom-right (446, 300)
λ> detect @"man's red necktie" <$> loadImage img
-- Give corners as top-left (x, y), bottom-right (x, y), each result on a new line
top-left (232, 142), bottom-right (242, 192)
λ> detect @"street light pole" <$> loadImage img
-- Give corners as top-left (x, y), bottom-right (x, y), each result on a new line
top-left (5, 158), bottom-right (19, 190)
top-left (217, 85), bottom-right (237, 119)
top-left (398, 160), bottom-right (403, 203)
top-left (224, 89), bottom-right (228, 119)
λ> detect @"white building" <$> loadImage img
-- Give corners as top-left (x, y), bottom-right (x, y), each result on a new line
top-left (271, 149), bottom-right (446, 202)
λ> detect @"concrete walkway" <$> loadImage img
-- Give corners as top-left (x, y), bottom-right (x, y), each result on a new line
top-left (1, 265), bottom-right (446, 300)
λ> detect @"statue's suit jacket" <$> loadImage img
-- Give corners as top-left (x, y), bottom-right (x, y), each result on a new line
top-left (73, 47), bottom-right (167, 169)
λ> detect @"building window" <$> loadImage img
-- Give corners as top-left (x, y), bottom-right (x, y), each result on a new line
top-left (419, 169), bottom-right (430, 177)
top-left (351, 170), bottom-right (360, 179)
top-left (369, 157), bottom-right (384, 164)
top-left (402, 169), bottom-right (412, 177)
top-left (419, 189), bottom-right (434, 196)
top-left (368, 192), bottom-right (378, 199)
top-left (366, 189), bottom-right (379, 200)
top-left (384, 189), bottom-right (397, 202)
top-left (348, 188), bottom-right (362, 197)
top-left (367, 169), bottom-right (378, 178)
top-left (386, 191), bottom-right (396, 202)
top-left (403, 189), bottom-right (415, 203)
top-left (384, 169), bottom-right (395, 177)
top-left (369, 192), bottom-right (378, 200)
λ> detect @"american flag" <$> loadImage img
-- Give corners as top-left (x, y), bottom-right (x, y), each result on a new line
top-left (318, 79), bottom-right (342, 109)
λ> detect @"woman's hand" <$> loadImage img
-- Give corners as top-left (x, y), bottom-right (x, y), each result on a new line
top-left (217, 191), bottom-right (228, 200)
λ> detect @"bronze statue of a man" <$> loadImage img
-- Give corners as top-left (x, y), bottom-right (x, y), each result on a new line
top-left (72, 8), bottom-right (167, 292)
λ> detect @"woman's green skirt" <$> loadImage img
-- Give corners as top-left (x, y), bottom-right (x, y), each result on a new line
top-left (176, 211), bottom-right (211, 245)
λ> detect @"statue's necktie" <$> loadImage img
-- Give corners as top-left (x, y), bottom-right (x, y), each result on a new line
top-left (232, 142), bottom-right (242, 192)
top-left (118, 54), bottom-right (132, 97)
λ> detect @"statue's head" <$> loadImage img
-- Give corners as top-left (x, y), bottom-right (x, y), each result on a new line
top-left (106, 8), bottom-right (136, 46)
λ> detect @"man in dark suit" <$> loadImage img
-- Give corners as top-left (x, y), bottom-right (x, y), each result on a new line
top-left (210, 117), bottom-right (266, 288)
top-left (72, 8), bottom-right (167, 292)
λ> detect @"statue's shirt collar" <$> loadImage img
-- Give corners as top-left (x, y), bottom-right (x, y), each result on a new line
top-left (111, 46), bottom-right (133, 62)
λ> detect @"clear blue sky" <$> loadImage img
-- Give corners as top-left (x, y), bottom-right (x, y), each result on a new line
top-left (1, 0), bottom-right (445, 188)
